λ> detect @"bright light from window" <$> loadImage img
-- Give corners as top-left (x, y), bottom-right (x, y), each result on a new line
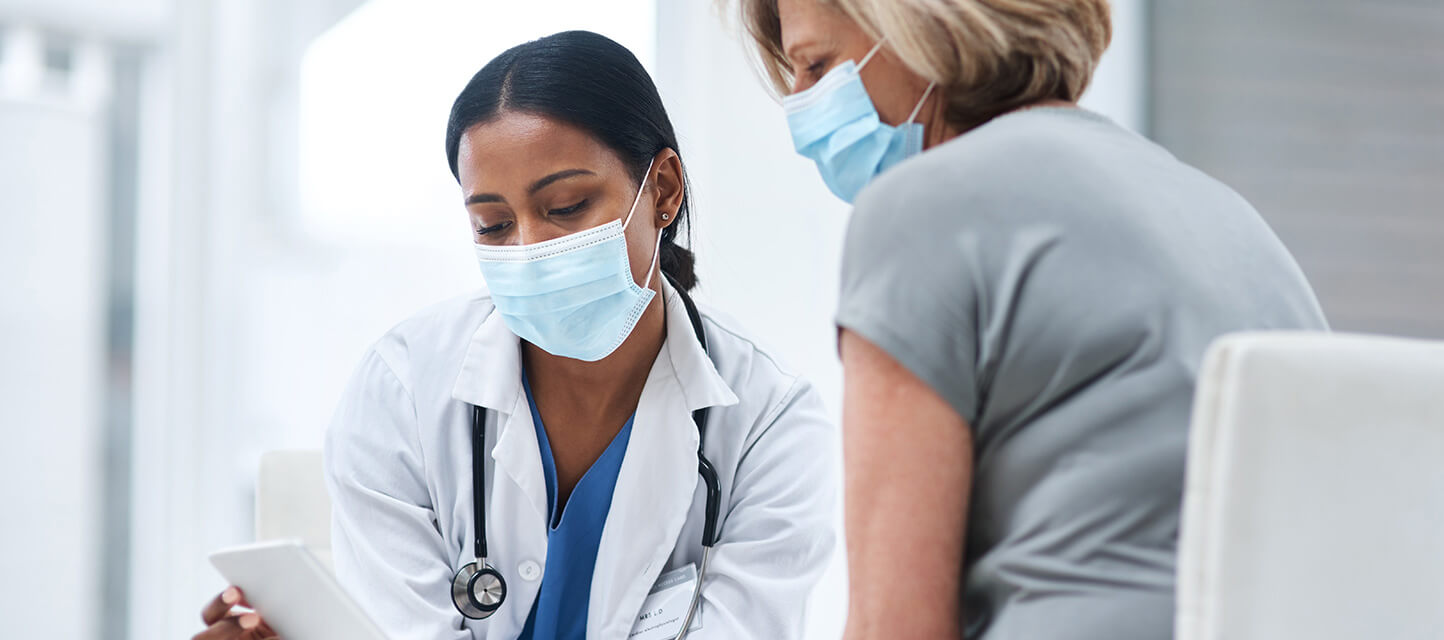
top-left (299, 0), bottom-right (656, 246)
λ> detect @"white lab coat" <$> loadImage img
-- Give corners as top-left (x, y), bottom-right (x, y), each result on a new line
top-left (324, 280), bottom-right (837, 640)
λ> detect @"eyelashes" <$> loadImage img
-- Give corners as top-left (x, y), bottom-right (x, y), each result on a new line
top-left (803, 55), bottom-right (832, 80)
top-left (474, 199), bottom-right (590, 237)
top-left (475, 222), bottom-right (507, 236)
top-left (548, 199), bottom-right (589, 217)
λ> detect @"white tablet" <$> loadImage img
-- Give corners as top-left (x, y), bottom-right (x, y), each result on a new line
top-left (209, 540), bottom-right (389, 640)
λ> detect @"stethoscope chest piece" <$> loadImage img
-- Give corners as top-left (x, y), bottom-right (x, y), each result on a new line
top-left (452, 560), bottom-right (506, 620)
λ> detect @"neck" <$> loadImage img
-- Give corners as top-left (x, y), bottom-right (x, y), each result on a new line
top-left (522, 279), bottom-right (668, 416)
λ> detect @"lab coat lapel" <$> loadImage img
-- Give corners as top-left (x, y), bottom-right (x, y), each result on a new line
top-left (587, 284), bottom-right (740, 639)
top-left (483, 402), bottom-right (550, 637)
top-left (450, 304), bottom-right (549, 638)
top-left (450, 304), bottom-right (548, 522)
top-left (588, 348), bottom-right (697, 640)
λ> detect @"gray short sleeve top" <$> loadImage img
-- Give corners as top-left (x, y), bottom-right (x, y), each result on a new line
top-left (836, 107), bottom-right (1327, 640)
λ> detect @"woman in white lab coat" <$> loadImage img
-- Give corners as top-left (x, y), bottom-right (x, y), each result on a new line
top-left (194, 30), bottom-right (835, 640)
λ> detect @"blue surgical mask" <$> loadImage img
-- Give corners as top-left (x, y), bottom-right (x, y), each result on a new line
top-left (783, 41), bottom-right (935, 203)
top-left (474, 161), bottom-right (663, 362)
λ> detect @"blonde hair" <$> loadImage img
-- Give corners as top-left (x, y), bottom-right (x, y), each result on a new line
top-left (734, 0), bottom-right (1112, 130)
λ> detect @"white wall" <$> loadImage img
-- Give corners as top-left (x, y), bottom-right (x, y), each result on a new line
top-left (0, 0), bottom-right (167, 42)
top-left (1080, 0), bottom-right (1147, 133)
top-left (0, 69), bottom-right (107, 640)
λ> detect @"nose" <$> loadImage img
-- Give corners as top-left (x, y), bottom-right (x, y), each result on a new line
top-left (513, 218), bottom-right (568, 246)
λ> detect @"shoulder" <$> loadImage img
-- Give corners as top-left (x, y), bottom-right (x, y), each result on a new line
top-left (696, 303), bottom-right (828, 440)
top-left (698, 304), bottom-right (807, 392)
top-left (843, 108), bottom-right (1187, 285)
top-left (364, 290), bottom-right (496, 391)
top-left (854, 108), bottom-right (1164, 231)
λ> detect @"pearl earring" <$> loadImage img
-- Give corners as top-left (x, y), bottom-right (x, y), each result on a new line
top-left (661, 213), bottom-right (670, 220)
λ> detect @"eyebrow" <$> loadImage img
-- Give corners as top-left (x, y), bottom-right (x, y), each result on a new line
top-left (782, 34), bottom-right (819, 65)
top-left (465, 168), bottom-right (597, 205)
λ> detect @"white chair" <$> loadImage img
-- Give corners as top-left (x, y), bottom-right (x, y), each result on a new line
top-left (256, 449), bottom-right (333, 571)
top-left (1177, 332), bottom-right (1444, 640)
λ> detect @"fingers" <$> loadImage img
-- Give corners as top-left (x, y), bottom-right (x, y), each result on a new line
top-left (197, 587), bottom-right (276, 640)
top-left (233, 586), bottom-right (255, 608)
top-left (201, 587), bottom-right (242, 625)
top-left (193, 612), bottom-right (269, 640)
top-left (193, 616), bottom-right (243, 640)
top-left (251, 618), bottom-right (279, 640)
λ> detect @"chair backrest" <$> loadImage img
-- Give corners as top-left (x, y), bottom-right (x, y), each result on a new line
top-left (256, 449), bottom-right (333, 571)
top-left (1177, 332), bottom-right (1444, 640)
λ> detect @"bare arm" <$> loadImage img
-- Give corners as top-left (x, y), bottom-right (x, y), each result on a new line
top-left (840, 329), bottom-right (974, 640)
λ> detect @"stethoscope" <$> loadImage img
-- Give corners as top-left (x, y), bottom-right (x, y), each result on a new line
top-left (452, 282), bottom-right (721, 640)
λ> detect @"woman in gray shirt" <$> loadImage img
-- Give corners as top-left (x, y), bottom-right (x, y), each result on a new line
top-left (731, 0), bottom-right (1328, 638)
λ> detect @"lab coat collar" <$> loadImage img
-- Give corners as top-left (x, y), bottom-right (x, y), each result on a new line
top-left (656, 278), bottom-right (741, 412)
top-left (450, 301), bottom-right (524, 414)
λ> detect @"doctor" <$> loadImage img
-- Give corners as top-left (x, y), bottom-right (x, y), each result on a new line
top-left (194, 30), bottom-right (835, 640)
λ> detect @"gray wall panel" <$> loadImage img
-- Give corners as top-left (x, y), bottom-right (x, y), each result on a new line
top-left (1151, 1), bottom-right (1444, 337)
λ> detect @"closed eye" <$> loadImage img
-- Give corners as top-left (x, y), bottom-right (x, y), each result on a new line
top-left (548, 199), bottom-right (589, 217)
top-left (475, 221), bottom-right (508, 236)
top-left (804, 54), bottom-right (834, 79)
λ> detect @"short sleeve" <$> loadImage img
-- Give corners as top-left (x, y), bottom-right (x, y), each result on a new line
top-left (835, 165), bottom-right (1064, 427)
top-left (836, 172), bottom-right (987, 424)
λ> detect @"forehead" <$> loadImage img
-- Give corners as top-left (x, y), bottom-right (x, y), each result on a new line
top-left (778, 0), bottom-right (847, 55)
top-left (455, 111), bottom-right (622, 190)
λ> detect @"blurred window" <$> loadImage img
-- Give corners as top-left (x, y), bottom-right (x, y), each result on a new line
top-left (297, 0), bottom-right (655, 246)
top-left (42, 35), bottom-right (74, 94)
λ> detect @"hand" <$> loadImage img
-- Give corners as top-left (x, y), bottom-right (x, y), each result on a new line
top-left (194, 586), bottom-right (279, 640)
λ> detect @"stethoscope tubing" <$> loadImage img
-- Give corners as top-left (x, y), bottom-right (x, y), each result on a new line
top-left (455, 279), bottom-right (721, 624)
top-left (672, 545), bottom-right (712, 640)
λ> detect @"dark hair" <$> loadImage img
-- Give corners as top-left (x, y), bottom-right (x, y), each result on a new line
top-left (446, 30), bottom-right (698, 291)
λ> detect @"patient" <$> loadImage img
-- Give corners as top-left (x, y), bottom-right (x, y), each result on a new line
top-left (725, 0), bottom-right (1329, 638)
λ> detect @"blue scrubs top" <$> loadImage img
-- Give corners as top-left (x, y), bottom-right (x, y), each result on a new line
top-left (517, 373), bottom-right (634, 640)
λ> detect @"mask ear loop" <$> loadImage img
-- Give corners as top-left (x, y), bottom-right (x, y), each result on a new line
top-left (620, 157), bottom-right (657, 230)
top-left (906, 82), bottom-right (937, 124)
top-left (642, 227), bottom-right (665, 290)
top-left (854, 38), bottom-right (935, 128)
top-left (857, 39), bottom-right (886, 71)
top-left (620, 156), bottom-right (665, 291)
top-left (857, 39), bottom-right (935, 127)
